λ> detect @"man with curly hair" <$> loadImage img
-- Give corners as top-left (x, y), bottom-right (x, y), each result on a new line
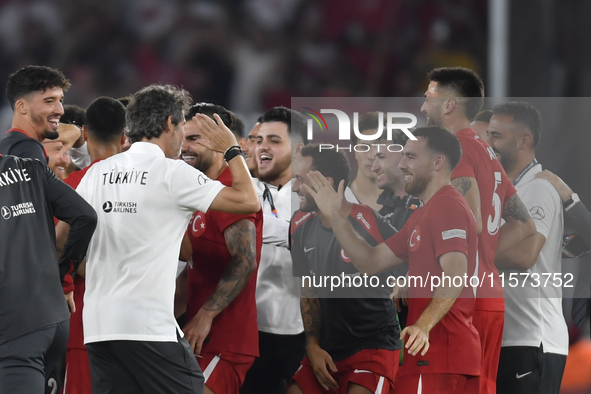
top-left (0, 65), bottom-right (71, 162)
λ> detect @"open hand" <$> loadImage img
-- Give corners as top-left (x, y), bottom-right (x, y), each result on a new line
top-left (400, 324), bottom-right (430, 356)
top-left (65, 291), bottom-right (75, 313)
top-left (307, 344), bottom-right (338, 390)
top-left (194, 113), bottom-right (238, 153)
top-left (183, 308), bottom-right (214, 355)
top-left (303, 171), bottom-right (345, 221)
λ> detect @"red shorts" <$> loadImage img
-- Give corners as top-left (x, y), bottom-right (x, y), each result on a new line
top-left (64, 348), bottom-right (92, 394)
top-left (393, 374), bottom-right (479, 394)
top-left (292, 349), bottom-right (399, 394)
top-left (197, 352), bottom-right (256, 394)
top-left (473, 310), bottom-right (504, 394)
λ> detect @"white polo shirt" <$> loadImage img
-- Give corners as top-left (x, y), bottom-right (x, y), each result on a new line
top-left (77, 142), bottom-right (224, 343)
top-left (501, 163), bottom-right (568, 355)
top-left (255, 179), bottom-right (304, 335)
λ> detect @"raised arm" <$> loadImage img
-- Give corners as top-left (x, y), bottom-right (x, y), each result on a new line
top-left (304, 171), bottom-right (404, 275)
top-left (195, 113), bottom-right (260, 214)
top-left (183, 219), bottom-right (257, 355)
top-left (536, 169), bottom-right (591, 248)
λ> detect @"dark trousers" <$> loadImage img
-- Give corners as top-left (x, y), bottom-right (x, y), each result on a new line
top-left (497, 345), bottom-right (567, 394)
top-left (86, 334), bottom-right (204, 394)
top-left (240, 331), bottom-right (306, 394)
top-left (0, 320), bottom-right (69, 394)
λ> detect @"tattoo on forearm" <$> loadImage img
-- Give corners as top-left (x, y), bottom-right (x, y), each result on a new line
top-left (451, 177), bottom-right (472, 196)
top-left (202, 219), bottom-right (257, 313)
top-left (300, 287), bottom-right (322, 345)
top-left (502, 194), bottom-right (530, 223)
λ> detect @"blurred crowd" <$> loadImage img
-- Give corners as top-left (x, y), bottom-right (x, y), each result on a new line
top-left (0, 0), bottom-right (487, 130)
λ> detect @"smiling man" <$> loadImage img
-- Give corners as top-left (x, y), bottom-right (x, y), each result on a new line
top-left (303, 126), bottom-right (481, 394)
top-left (241, 106), bottom-right (308, 394)
top-left (304, 126), bottom-right (482, 394)
top-left (0, 65), bottom-right (70, 163)
top-left (43, 139), bottom-right (71, 180)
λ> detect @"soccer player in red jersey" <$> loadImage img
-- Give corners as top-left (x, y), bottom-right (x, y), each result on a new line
top-left (306, 126), bottom-right (481, 393)
top-left (421, 67), bottom-right (536, 394)
top-left (56, 97), bottom-right (127, 394)
top-left (180, 103), bottom-right (263, 394)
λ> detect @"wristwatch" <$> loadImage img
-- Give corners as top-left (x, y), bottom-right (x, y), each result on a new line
top-left (564, 193), bottom-right (580, 211)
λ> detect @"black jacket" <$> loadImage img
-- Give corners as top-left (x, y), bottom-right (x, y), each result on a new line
top-left (0, 155), bottom-right (96, 344)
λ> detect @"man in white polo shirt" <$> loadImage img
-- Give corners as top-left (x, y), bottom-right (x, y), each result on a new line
top-left (488, 101), bottom-right (568, 394)
top-left (76, 85), bottom-right (260, 394)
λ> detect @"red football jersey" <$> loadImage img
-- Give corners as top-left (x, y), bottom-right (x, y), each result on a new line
top-left (186, 167), bottom-right (263, 357)
top-left (451, 128), bottom-right (516, 311)
top-left (385, 186), bottom-right (481, 377)
top-left (64, 159), bottom-right (103, 350)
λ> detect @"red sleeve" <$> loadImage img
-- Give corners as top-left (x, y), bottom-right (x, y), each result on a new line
top-left (503, 179), bottom-right (517, 203)
top-left (429, 197), bottom-right (472, 259)
top-left (451, 139), bottom-right (476, 179)
top-left (63, 171), bottom-right (82, 189)
top-left (215, 211), bottom-right (257, 234)
top-left (385, 223), bottom-right (409, 262)
top-left (62, 267), bottom-right (74, 293)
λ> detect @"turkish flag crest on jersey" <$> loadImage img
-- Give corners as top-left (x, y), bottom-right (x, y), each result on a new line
top-left (189, 212), bottom-right (206, 237)
top-left (409, 226), bottom-right (421, 252)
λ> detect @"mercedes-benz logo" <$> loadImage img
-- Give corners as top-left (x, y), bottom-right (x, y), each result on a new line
top-left (529, 206), bottom-right (545, 220)
top-left (102, 201), bottom-right (113, 213)
top-left (1, 206), bottom-right (11, 220)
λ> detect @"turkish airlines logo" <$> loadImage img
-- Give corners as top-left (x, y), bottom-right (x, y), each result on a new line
top-left (102, 201), bottom-right (113, 213)
top-left (190, 212), bottom-right (206, 237)
top-left (1, 206), bottom-right (11, 220)
top-left (409, 227), bottom-right (421, 251)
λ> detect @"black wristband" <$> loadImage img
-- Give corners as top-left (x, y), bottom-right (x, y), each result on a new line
top-left (224, 145), bottom-right (244, 162)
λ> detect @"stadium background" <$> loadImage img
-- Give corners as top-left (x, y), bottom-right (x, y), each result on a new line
top-left (0, 0), bottom-right (590, 390)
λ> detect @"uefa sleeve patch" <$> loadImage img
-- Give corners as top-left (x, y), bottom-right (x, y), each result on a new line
top-left (442, 229), bottom-right (466, 240)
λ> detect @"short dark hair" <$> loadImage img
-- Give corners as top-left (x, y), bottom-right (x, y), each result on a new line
top-left (86, 97), bottom-right (126, 143)
top-left (261, 106), bottom-right (308, 145)
top-left (427, 67), bottom-right (484, 120)
top-left (300, 144), bottom-right (350, 190)
top-left (473, 109), bottom-right (493, 123)
top-left (126, 85), bottom-right (192, 143)
top-left (60, 105), bottom-right (85, 127)
top-left (412, 126), bottom-right (462, 170)
top-left (186, 102), bottom-right (233, 129)
top-left (229, 111), bottom-right (245, 139)
top-left (117, 96), bottom-right (131, 108)
top-left (492, 101), bottom-right (542, 148)
top-left (6, 65), bottom-right (71, 110)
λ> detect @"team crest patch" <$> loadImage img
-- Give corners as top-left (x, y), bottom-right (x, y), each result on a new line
top-left (190, 212), bottom-right (206, 237)
top-left (442, 229), bottom-right (466, 240)
top-left (410, 227), bottom-right (421, 251)
top-left (341, 248), bottom-right (351, 262)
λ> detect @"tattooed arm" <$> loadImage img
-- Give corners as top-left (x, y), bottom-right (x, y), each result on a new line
top-left (495, 193), bottom-right (536, 255)
top-left (301, 283), bottom-right (338, 390)
top-left (452, 176), bottom-right (482, 234)
top-left (183, 219), bottom-right (257, 355)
